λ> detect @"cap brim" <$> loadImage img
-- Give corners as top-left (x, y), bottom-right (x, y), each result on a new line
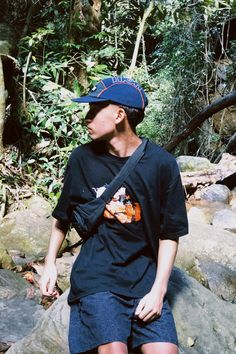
top-left (71, 96), bottom-right (109, 104)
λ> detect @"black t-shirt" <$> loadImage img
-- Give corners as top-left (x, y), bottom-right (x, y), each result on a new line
top-left (52, 140), bottom-right (188, 304)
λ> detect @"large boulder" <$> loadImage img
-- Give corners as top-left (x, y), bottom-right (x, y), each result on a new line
top-left (212, 209), bottom-right (236, 232)
top-left (6, 289), bottom-right (70, 354)
top-left (183, 257), bottom-right (236, 302)
top-left (0, 195), bottom-right (67, 262)
top-left (187, 206), bottom-right (210, 224)
top-left (0, 269), bottom-right (44, 350)
top-left (0, 209), bottom-right (52, 261)
top-left (176, 222), bottom-right (236, 272)
top-left (176, 222), bottom-right (236, 301)
top-left (6, 268), bottom-right (236, 354)
top-left (195, 184), bottom-right (231, 204)
top-left (169, 268), bottom-right (236, 353)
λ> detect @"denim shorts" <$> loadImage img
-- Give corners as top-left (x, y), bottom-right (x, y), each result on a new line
top-left (69, 291), bottom-right (178, 354)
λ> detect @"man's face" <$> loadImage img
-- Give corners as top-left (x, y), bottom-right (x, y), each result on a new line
top-left (85, 102), bottom-right (121, 141)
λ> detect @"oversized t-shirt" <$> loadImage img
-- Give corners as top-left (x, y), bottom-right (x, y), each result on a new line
top-left (52, 139), bottom-right (188, 304)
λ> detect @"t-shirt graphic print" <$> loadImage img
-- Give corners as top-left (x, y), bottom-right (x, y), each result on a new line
top-left (93, 185), bottom-right (141, 224)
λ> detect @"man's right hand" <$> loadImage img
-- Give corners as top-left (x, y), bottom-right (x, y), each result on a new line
top-left (39, 263), bottom-right (58, 297)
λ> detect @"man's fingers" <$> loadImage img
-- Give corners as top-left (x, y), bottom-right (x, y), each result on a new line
top-left (142, 310), bottom-right (161, 322)
top-left (137, 306), bottom-right (152, 320)
top-left (134, 298), bottom-right (145, 315)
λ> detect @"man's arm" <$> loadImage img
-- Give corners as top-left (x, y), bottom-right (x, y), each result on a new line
top-left (39, 217), bottom-right (68, 296)
top-left (135, 238), bottom-right (178, 322)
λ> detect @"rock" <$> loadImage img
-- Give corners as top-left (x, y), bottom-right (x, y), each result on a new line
top-left (185, 258), bottom-right (236, 302)
top-left (230, 198), bottom-right (236, 211)
top-left (212, 209), bottom-right (236, 232)
top-left (56, 253), bottom-right (77, 292)
top-left (187, 201), bottom-right (229, 224)
top-left (177, 156), bottom-right (212, 172)
top-left (200, 259), bottom-right (236, 302)
top-left (176, 222), bottom-right (236, 301)
top-left (187, 207), bottom-right (210, 224)
top-left (0, 242), bottom-right (15, 269)
top-left (196, 184), bottom-right (231, 203)
top-left (0, 210), bottom-right (52, 261)
top-left (6, 269), bottom-right (236, 354)
top-left (176, 222), bottom-right (236, 271)
top-left (66, 228), bottom-right (81, 248)
top-left (0, 209), bottom-right (68, 262)
top-left (232, 186), bottom-right (236, 196)
top-left (6, 289), bottom-right (70, 354)
top-left (0, 269), bottom-right (44, 347)
top-left (0, 24), bottom-right (13, 55)
top-left (169, 268), bottom-right (236, 354)
top-left (24, 195), bottom-right (52, 218)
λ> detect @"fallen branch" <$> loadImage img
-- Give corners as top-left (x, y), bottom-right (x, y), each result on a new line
top-left (164, 89), bottom-right (236, 152)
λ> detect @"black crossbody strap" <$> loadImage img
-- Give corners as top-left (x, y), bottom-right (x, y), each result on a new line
top-left (100, 138), bottom-right (148, 203)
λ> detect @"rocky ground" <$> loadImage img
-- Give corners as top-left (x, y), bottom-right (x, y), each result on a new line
top-left (0, 154), bottom-right (235, 354)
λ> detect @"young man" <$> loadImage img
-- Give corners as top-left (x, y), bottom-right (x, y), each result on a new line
top-left (40, 77), bottom-right (188, 354)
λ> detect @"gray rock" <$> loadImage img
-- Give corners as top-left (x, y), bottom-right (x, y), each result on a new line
top-left (169, 268), bottom-right (236, 354)
top-left (232, 187), bottom-right (236, 196)
top-left (6, 269), bottom-right (236, 354)
top-left (230, 194), bottom-right (236, 210)
top-left (24, 195), bottom-right (52, 218)
top-left (6, 289), bottom-right (70, 354)
top-left (198, 184), bottom-right (231, 203)
top-left (0, 269), bottom-right (44, 346)
top-left (0, 210), bottom-right (52, 260)
top-left (183, 258), bottom-right (236, 302)
top-left (176, 156), bottom-right (212, 172)
top-left (56, 253), bottom-right (77, 292)
top-left (0, 242), bottom-right (15, 269)
top-left (0, 210), bottom-right (68, 262)
top-left (187, 201), bottom-right (229, 224)
top-left (200, 259), bottom-right (236, 302)
top-left (187, 207), bottom-right (210, 224)
top-left (176, 222), bottom-right (236, 273)
top-left (212, 209), bottom-right (236, 231)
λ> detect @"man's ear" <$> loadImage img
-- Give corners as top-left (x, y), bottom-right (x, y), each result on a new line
top-left (115, 107), bottom-right (126, 124)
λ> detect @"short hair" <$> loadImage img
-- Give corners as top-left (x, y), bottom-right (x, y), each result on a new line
top-left (119, 105), bottom-right (145, 131)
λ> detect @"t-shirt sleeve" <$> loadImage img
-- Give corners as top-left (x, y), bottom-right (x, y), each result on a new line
top-left (52, 162), bottom-right (74, 225)
top-left (159, 162), bottom-right (188, 240)
top-left (52, 150), bottom-right (85, 225)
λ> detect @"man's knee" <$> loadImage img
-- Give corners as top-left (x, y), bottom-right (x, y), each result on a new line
top-left (140, 342), bottom-right (178, 354)
top-left (98, 341), bottom-right (128, 354)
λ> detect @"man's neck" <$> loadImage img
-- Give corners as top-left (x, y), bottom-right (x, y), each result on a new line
top-left (106, 133), bottom-right (142, 157)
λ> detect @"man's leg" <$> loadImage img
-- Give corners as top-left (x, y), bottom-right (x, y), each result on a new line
top-left (98, 341), bottom-right (128, 354)
top-left (140, 342), bottom-right (178, 354)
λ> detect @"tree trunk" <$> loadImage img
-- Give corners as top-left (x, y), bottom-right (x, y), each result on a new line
top-left (128, 1), bottom-right (154, 77)
top-left (0, 56), bottom-right (6, 152)
top-left (164, 89), bottom-right (236, 152)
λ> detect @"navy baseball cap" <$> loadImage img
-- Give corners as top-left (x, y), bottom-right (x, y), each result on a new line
top-left (72, 77), bottom-right (148, 110)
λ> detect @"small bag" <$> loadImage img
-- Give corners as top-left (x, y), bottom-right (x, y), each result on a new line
top-left (72, 139), bottom-right (147, 241)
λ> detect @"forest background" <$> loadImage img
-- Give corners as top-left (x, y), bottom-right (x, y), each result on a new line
top-left (0, 0), bottom-right (236, 210)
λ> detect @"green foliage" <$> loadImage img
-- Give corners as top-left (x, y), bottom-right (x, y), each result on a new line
top-left (4, 0), bottom-right (236, 207)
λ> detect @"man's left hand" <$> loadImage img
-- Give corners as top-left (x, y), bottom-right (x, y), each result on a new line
top-left (134, 290), bottom-right (164, 322)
